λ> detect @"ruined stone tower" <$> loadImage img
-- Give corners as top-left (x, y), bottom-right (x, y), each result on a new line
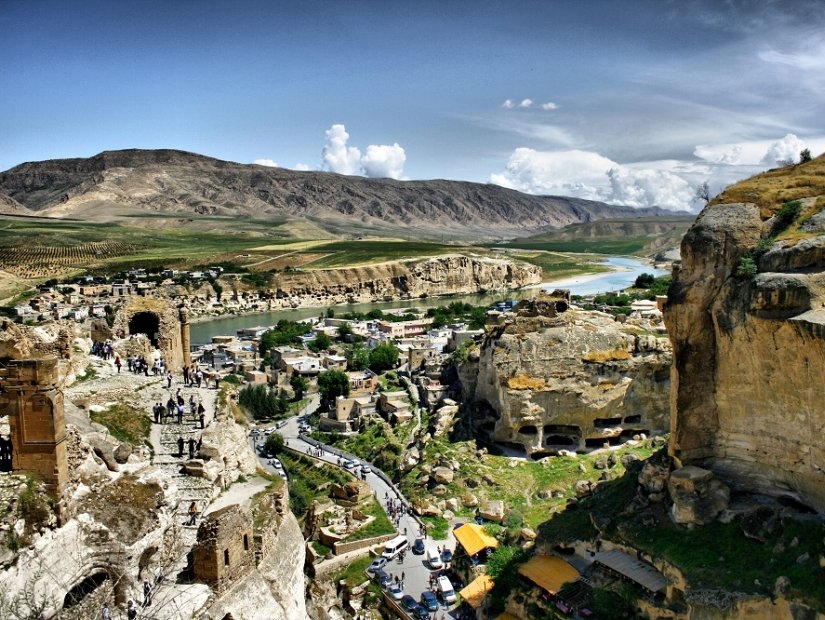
top-left (0, 358), bottom-right (68, 498)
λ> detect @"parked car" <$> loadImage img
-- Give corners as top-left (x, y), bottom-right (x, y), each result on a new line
top-left (401, 595), bottom-right (418, 612)
top-left (373, 569), bottom-right (391, 588)
top-left (385, 581), bottom-right (403, 601)
top-left (411, 605), bottom-right (429, 620)
top-left (441, 548), bottom-right (453, 564)
top-left (411, 538), bottom-right (425, 555)
top-left (276, 419), bottom-right (287, 428)
top-left (420, 591), bottom-right (438, 612)
top-left (367, 557), bottom-right (388, 573)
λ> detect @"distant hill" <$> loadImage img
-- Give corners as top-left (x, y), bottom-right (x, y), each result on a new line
top-left (0, 149), bottom-right (687, 241)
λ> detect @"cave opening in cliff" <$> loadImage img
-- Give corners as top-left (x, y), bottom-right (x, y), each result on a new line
top-left (545, 435), bottom-right (578, 446)
top-left (620, 428), bottom-right (649, 439)
top-left (63, 571), bottom-right (109, 608)
top-left (518, 425), bottom-right (538, 436)
top-left (778, 495), bottom-right (817, 514)
top-left (593, 417), bottom-right (623, 428)
top-left (530, 450), bottom-right (555, 460)
top-left (584, 436), bottom-right (624, 448)
top-left (623, 415), bottom-right (642, 424)
top-left (128, 311), bottom-right (160, 348)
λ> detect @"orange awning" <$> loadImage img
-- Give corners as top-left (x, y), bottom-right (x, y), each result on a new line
top-left (453, 523), bottom-right (499, 557)
top-left (518, 555), bottom-right (579, 595)
top-left (459, 574), bottom-right (494, 609)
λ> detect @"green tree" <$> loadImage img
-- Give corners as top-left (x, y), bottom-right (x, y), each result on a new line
top-left (264, 432), bottom-right (285, 455)
top-left (348, 343), bottom-right (370, 371)
top-left (800, 148), bottom-right (812, 163)
top-left (290, 374), bottom-right (309, 400)
top-left (368, 342), bottom-right (400, 373)
top-left (336, 322), bottom-right (353, 340)
top-left (307, 332), bottom-right (332, 353)
top-left (318, 369), bottom-right (350, 407)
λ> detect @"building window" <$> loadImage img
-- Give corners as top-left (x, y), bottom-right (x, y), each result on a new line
top-left (224, 549), bottom-right (230, 566)
top-left (243, 534), bottom-right (249, 551)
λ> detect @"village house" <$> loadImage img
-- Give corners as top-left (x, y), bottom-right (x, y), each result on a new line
top-left (375, 318), bottom-right (432, 338)
top-left (347, 369), bottom-right (379, 394)
top-left (319, 394), bottom-right (378, 433)
top-left (377, 390), bottom-right (413, 424)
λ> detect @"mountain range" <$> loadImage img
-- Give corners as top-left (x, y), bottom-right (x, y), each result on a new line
top-left (0, 149), bottom-right (689, 241)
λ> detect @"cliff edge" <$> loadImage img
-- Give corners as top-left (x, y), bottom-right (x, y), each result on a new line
top-left (665, 154), bottom-right (825, 512)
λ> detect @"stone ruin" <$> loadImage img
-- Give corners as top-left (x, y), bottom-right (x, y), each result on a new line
top-left (0, 358), bottom-right (68, 503)
top-left (93, 298), bottom-right (191, 371)
top-left (514, 289), bottom-right (571, 317)
top-left (191, 504), bottom-right (256, 594)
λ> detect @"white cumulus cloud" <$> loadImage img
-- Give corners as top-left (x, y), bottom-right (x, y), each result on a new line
top-left (253, 158), bottom-right (278, 167)
top-left (361, 143), bottom-right (406, 180)
top-left (502, 99), bottom-right (515, 109)
top-left (293, 163), bottom-right (311, 171)
top-left (605, 167), bottom-right (694, 210)
top-left (489, 148), bottom-right (694, 211)
top-left (519, 98), bottom-right (534, 108)
top-left (760, 133), bottom-right (807, 166)
top-left (322, 124), bottom-right (362, 175)
top-left (320, 124), bottom-right (406, 180)
top-left (541, 101), bottom-right (558, 111)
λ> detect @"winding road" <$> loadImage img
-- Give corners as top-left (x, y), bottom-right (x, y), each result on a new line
top-left (249, 396), bottom-right (460, 618)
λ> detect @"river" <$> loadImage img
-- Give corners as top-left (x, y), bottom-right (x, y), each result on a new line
top-left (190, 256), bottom-right (668, 345)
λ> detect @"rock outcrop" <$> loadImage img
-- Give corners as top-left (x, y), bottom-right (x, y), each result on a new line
top-left (665, 195), bottom-right (825, 512)
top-left (462, 305), bottom-right (671, 456)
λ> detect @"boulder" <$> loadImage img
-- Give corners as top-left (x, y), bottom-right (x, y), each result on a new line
top-left (668, 466), bottom-right (730, 525)
top-left (520, 527), bottom-right (537, 541)
top-left (575, 480), bottom-right (595, 496)
top-left (638, 460), bottom-right (670, 494)
top-left (445, 498), bottom-right (460, 513)
top-left (740, 506), bottom-right (779, 542)
top-left (113, 442), bottom-right (133, 464)
top-left (431, 485), bottom-right (448, 497)
top-left (89, 436), bottom-right (119, 472)
top-left (479, 499), bottom-right (505, 523)
top-left (432, 467), bottom-right (455, 485)
top-left (462, 493), bottom-right (479, 507)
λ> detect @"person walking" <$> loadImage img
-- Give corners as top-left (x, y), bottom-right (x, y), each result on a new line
top-left (188, 501), bottom-right (198, 525)
top-left (102, 603), bottom-right (111, 619)
top-left (177, 436), bottom-right (184, 458)
top-left (166, 370), bottom-right (173, 388)
top-left (114, 356), bottom-right (122, 373)
top-left (188, 436), bottom-right (196, 459)
top-left (127, 600), bottom-right (137, 619)
top-left (142, 579), bottom-right (152, 607)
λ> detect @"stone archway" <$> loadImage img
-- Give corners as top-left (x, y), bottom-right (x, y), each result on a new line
top-left (129, 311), bottom-right (161, 348)
top-left (112, 299), bottom-right (186, 371)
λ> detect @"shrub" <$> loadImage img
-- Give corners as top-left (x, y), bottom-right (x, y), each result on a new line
top-left (773, 200), bottom-right (803, 235)
top-left (735, 255), bottom-right (758, 279)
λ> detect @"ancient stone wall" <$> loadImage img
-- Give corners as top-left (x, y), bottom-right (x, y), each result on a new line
top-left (192, 504), bottom-right (255, 593)
top-left (111, 298), bottom-right (185, 371)
top-left (0, 358), bottom-right (68, 499)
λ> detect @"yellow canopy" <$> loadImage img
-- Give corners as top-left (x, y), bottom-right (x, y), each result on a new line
top-left (518, 555), bottom-right (579, 595)
top-left (453, 523), bottom-right (499, 557)
top-left (459, 574), bottom-right (494, 609)
top-left (495, 613), bottom-right (521, 620)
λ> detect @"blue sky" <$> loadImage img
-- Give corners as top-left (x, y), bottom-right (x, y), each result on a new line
top-left (2, 0), bottom-right (824, 211)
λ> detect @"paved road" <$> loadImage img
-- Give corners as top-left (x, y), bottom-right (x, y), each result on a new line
top-left (248, 395), bottom-right (459, 617)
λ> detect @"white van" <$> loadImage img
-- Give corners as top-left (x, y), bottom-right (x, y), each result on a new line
top-left (437, 575), bottom-right (456, 604)
top-left (426, 547), bottom-right (443, 569)
top-left (381, 535), bottom-right (409, 560)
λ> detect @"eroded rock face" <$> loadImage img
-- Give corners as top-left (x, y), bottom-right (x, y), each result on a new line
top-left (462, 308), bottom-right (671, 457)
top-left (665, 202), bottom-right (825, 512)
top-left (240, 255), bottom-right (540, 309)
top-left (668, 466), bottom-right (730, 525)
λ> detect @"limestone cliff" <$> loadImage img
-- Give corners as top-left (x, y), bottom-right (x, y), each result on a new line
top-left (665, 176), bottom-right (825, 511)
top-left (461, 305), bottom-right (671, 456)
top-left (186, 254), bottom-right (542, 313)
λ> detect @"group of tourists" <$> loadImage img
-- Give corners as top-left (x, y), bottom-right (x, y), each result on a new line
top-left (152, 389), bottom-right (206, 427)
top-left (384, 494), bottom-right (409, 528)
top-left (183, 363), bottom-right (218, 389)
top-left (91, 340), bottom-right (114, 359)
top-left (177, 434), bottom-right (202, 460)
